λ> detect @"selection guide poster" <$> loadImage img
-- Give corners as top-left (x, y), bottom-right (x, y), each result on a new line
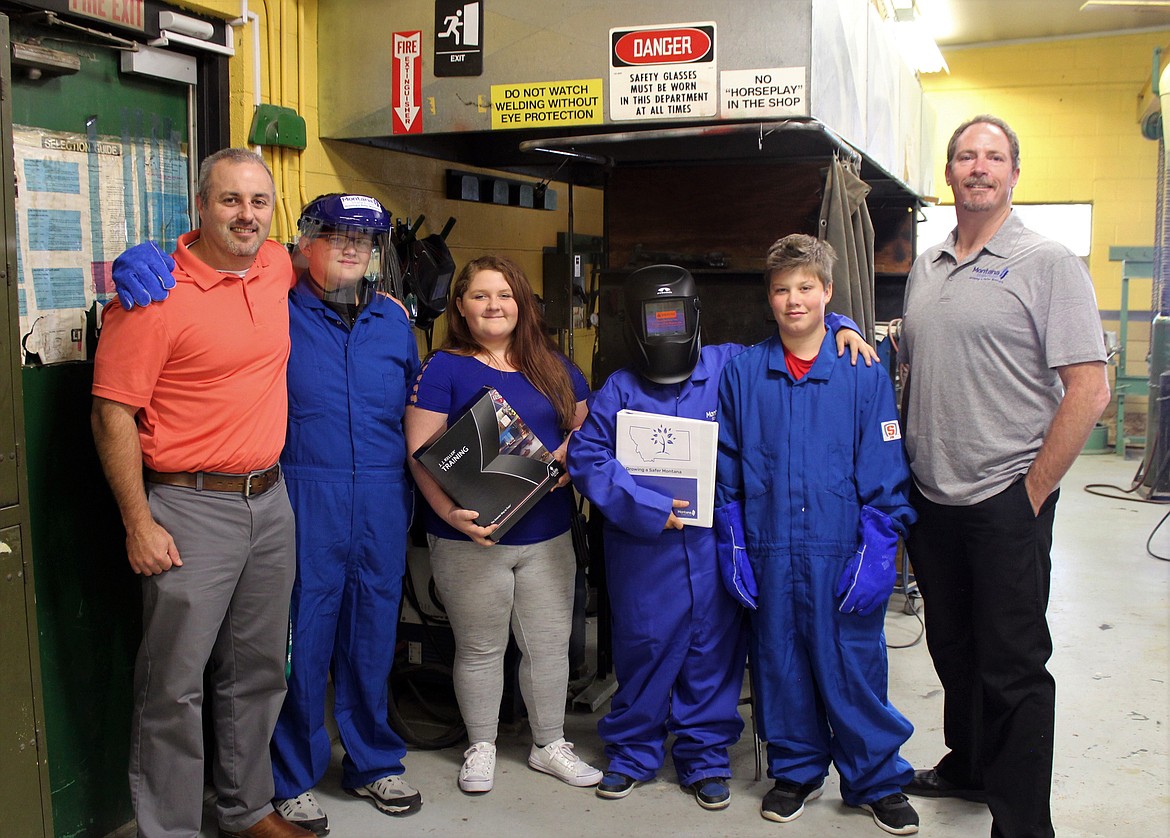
top-left (12, 125), bottom-right (189, 364)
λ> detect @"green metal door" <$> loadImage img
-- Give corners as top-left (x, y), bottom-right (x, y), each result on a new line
top-left (8, 10), bottom-right (190, 836)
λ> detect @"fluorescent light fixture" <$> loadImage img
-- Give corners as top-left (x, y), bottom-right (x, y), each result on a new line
top-left (892, 18), bottom-right (950, 74)
top-left (884, 0), bottom-right (949, 74)
top-left (1081, 1), bottom-right (1170, 8)
top-left (892, 0), bottom-right (917, 22)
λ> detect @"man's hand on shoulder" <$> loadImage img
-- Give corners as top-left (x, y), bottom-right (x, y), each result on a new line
top-left (835, 328), bottom-right (877, 366)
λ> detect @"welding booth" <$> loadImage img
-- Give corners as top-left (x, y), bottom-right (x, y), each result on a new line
top-left (319, 0), bottom-right (932, 353)
top-left (315, 0), bottom-right (932, 742)
top-left (0, 0), bottom-right (937, 835)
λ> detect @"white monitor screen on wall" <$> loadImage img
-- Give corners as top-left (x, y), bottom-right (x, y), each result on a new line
top-left (916, 204), bottom-right (1092, 258)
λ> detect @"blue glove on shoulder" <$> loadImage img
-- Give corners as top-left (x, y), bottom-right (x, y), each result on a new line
top-left (112, 242), bottom-right (176, 310)
top-left (714, 500), bottom-right (757, 610)
top-left (835, 505), bottom-right (900, 616)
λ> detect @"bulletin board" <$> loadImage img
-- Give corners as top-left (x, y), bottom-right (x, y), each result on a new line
top-left (12, 125), bottom-right (188, 364)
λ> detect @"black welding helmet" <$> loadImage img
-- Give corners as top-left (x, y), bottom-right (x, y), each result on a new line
top-left (623, 264), bottom-right (701, 384)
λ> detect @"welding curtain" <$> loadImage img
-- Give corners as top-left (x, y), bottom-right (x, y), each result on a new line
top-left (819, 158), bottom-right (876, 343)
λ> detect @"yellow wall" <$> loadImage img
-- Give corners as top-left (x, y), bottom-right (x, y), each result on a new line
top-left (168, 5), bottom-right (1167, 392)
top-left (924, 30), bottom-right (1170, 389)
top-left (172, 0), bottom-right (602, 369)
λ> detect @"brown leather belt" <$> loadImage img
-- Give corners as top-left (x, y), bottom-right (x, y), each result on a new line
top-left (144, 464), bottom-right (281, 497)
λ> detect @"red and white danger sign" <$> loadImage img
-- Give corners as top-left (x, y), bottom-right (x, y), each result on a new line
top-left (393, 31), bottom-right (422, 134)
top-left (609, 21), bottom-right (717, 122)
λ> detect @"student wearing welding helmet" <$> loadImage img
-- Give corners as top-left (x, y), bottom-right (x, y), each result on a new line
top-left (566, 264), bottom-right (875, 811)
top-left (108, 193), bottom-right (422, 835)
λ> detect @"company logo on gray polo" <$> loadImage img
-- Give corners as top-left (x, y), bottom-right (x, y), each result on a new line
top-left (970, 266), bottom-right (1009, 283)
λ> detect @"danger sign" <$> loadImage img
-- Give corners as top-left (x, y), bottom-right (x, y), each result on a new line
top-left (610, 22), bottom-right (717, 122)
top-left (612, 27), bottom-right (712, 65)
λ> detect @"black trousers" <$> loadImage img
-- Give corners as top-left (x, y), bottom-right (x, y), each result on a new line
top-left (908, 478), bottom-right (1058, 838)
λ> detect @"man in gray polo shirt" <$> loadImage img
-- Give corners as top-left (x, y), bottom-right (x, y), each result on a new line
top-left (898, 115), bottom-right (1109, 838)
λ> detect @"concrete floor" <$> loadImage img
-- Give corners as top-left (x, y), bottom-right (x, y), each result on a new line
top-left (198, 453), bottom-right (1169, 837)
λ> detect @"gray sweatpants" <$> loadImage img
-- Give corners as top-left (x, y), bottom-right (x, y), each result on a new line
top-left (130, 478), bottom-right (296, 838)
top-left (429, 532), bottom-right (576, 745)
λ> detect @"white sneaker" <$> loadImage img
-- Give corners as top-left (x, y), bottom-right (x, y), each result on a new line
top-left (459, 741), bottom-right (496, 793)
top-left (527, 738), bottom-right (603, 787)
top-left (274, 790), bottom-right (329, 836)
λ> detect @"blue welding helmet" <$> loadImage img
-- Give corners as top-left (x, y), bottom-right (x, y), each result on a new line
top-left (299, 192), bottom-right (391, 236)
top-left (623, 264), bottom-right (701, 385)
top-left (296, 193), bottom-right (395, 306)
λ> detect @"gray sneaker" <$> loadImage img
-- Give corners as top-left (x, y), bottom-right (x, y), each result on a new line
top-left (346, 774), bottom-right (423, 816)
top-left (274, 791), bottom-right (329, 836)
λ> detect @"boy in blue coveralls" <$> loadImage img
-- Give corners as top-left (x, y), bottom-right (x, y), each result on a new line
top-left (567, 264), bottom-right (874, 811)
top-left (715, 235), bottom-right (920, 835)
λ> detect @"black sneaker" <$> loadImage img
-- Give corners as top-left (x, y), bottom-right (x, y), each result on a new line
top-left (861, 793), bottom-right (920, 835)
top-left (685, 777), bottom-right (731, 810)
top-left (760, 779), bottom-right (824, 822)
top-left (596, 772), bottom-right (638, 799)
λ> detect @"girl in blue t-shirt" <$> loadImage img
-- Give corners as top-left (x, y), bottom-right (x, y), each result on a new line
top-left (405, 255), bottom-right (600, 796)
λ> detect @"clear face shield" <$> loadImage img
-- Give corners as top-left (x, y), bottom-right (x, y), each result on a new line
top-left (297, 221), bottom-right (394, 308)
top-left (295, 193), bottom-right (403, 312)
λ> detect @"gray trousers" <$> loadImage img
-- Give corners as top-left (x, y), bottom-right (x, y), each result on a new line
top-left (131, 478), bottom-right (296, 838)
top-left (429, 532), bottom-right (576, 745)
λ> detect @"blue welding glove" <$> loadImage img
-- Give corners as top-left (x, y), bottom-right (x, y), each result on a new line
top-left (835, 505), bottom-right (900, 616)
top-left (714, 500), bottom-right (757, 610)
top-left (112, 242), bottom-right (175, 309)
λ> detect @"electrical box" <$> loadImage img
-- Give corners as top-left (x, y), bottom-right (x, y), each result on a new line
top-left (542, 250), bottom-right (583, 331)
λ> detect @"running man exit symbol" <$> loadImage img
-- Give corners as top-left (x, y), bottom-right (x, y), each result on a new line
top-left (439, 2), bottom-right (479, 46)
top-left (435, 0), bottom-right (483, 76)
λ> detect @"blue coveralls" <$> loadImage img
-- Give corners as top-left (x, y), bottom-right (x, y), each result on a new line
top-left (715, 330), bottom-right (915, 806)
top-left (271, 279), bottom-right (420, 797)
top-left (567, 344), bottom-right (748, 787)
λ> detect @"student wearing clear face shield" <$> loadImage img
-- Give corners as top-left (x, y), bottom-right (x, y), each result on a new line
top-left (295, 199), bottom-right (389, 317)
top-left (269, 194), bottom-right (422, 833)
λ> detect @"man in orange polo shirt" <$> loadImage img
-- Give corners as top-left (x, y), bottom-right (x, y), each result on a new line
top-left (91, 149), bottom-right (310, 838)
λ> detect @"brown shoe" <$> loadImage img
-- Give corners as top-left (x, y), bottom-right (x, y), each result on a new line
top-left (219, 811), bottom-right (315, 838)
